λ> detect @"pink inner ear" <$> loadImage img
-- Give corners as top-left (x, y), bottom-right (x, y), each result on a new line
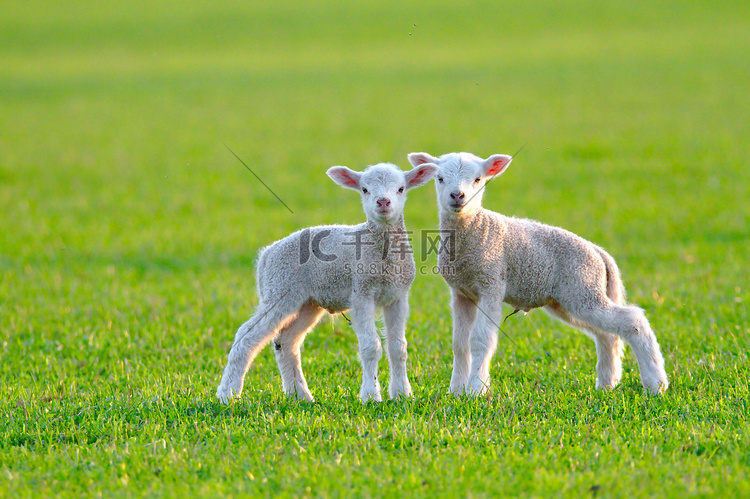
top-left (487, 159), bottom-right (507, 175)
top-left (408, 167), bottom-right (426, 185)
top-left (337, 171), bottom-right (358, 186)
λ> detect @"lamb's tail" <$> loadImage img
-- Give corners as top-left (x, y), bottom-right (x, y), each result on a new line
top-left (594, 246), bottom-right (626, 306)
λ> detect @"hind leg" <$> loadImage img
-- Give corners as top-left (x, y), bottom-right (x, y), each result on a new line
top-left (593, 333), bottom-right (624, 389)
top-left (569, 302), bottom-right (668, 394)
top-left (545, 302), bottom-right (624, 390)
top-left (272, 302), bottom-right (325, 402)
top-left (216, 301), bottom-right (298, 403)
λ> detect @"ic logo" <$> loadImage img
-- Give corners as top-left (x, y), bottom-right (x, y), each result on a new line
top-left (298, 228), bottom-right (337, 264)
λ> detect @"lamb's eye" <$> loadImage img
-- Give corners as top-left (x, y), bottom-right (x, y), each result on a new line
top-left (474, 177), bottom-right (481, 183)
top-left (437, 177), bottom-right (444, 183)
top-left (398, 186), bottom-right (404, 193)
top-left (362, 187), bottom-right (368, 193)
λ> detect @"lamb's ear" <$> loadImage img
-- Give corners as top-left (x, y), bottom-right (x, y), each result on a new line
top-left (327, 166), bottom-right (362, 190)
top-left (482, 154), bottom-right (512, 178)
top-left (404, 163), bottom-right (439, 190)
top-left (407, 152), bottom-right (439, 168)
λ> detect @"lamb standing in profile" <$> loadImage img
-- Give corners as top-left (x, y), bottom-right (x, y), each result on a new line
top-left (408, 151), bottom-right (668, 396)
top-left (216, 162), bottom-right (438, 404)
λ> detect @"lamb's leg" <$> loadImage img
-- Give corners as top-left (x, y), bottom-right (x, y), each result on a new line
top-left (572, 303), bottom-right (668, 395)
top-left (450, 291), bottom-right (478, 395)
top-left (383, 297), bottom-right (412, 400)
top-left (350, 298), bottom-right (383, 402)
top-left (272, 302), bottom-right (325, 402)
top-left (545, 302), bottom-right (624, 390)
top-left (593, 332), bottom-right (624, 389)
top-left (466, 293), bottom-right (504, 397)
top-left (216, 302), bottom-right (295, 404)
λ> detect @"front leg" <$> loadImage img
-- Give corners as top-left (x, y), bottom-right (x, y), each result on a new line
top-left (383, 297), bottom-right (412, 399)
top-left (350, 298), bottom-right (383, 402)
top-left (450, 290), bottom-right (478, 395)
top-left (466, 291), bottom-right (504, 396)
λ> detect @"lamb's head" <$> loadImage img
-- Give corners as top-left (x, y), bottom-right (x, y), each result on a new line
top-left (408, 152), bottom-right (512, 216)
top-left (327, 162), bottom-right (438, 225)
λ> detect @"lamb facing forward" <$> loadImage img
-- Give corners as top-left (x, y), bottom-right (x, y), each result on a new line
top-left (216, 162), bottom-right (438, 404)
top-left (408, 151), bottom-right (668, 395)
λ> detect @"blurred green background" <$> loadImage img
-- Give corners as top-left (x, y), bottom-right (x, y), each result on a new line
top-left (2, 0), bottom-right (749, 496)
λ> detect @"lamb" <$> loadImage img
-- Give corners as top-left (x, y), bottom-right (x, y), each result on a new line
top-left (407, 151), bottom-right (668, 395)
top-left (216, 161), bottom-right (438, 404)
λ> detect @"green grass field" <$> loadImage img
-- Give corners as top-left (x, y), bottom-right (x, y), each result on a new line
top-left (2, 0), bottom-right (749, 496)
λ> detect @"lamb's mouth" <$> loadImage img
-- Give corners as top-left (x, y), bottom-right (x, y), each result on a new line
top-left (448, 203), bottom-right (465, 212)
top-left (375, 209), bottom-right (394, 219)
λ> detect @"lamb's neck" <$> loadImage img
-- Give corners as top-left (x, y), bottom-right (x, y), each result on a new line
top-left (362, 215), bottom-right (411, 261)
top-left (439, 207), bottom-right (491, 232)
top-left (365, 214), bottom-right (407, 235)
